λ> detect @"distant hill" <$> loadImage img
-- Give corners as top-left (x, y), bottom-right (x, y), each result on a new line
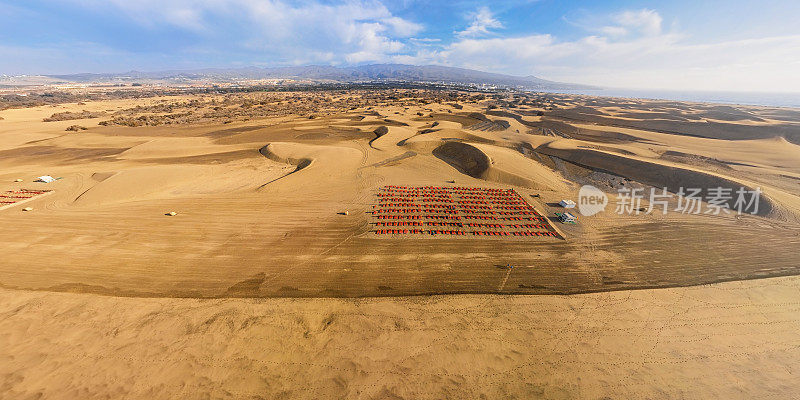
top-left (47, 64), bottom-right (594, 90)
top-left (0, 75), bottom-right (67, 87)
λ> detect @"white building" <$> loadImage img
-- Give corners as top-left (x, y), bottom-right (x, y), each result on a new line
top-left (559, 199), bottom-right (576, 208)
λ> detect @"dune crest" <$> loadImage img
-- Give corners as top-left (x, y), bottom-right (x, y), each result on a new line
top-left (1, 89), bottom-right (799, 299)
top-left (432, 141), bottom-right (566, 190)
top-left (536, 142), bottom-right (799, 219)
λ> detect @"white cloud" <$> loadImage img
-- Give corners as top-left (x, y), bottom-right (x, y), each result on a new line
top-left (570, 8), bottom-right (662, 39)
top-left (430, 26), bottom-right (800, 92)
top-left (66, 0), bottom-right (422, 64)
top-left (384, 8), bottom-right (799, 92)
top-left (344, 22), bottom-right (406, 63)
top-left (382, 16), bottom-right (424, 37)
top-left (613, 9), bottom-right (662, 36)
top-left (7, 3), bottom-right (799, 92)
top-left (599, 26), bottom-right (628, 37)
top-left (456, 7), bottom-right (503, 38)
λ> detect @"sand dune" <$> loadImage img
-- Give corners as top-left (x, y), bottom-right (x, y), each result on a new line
top-left (369, 126), bottom-right (417, 150)
top-left (117, 137), bottom-right (249, 160)
top-left (0, 92), bottom-right (798, 298)
top-left (257, 141), bottom-right (364, 187)
top-left (1, 90), bottom-right (799, 398)
top-left (537, 141), bottom-right (787, 217)
top-left (432, 141), bottom-right (566, 190)
top-left (2, 276), bottom-right (800, 399)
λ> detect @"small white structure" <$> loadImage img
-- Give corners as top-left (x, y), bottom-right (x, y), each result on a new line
top-left (35, 175), bottom-right (56, 183)
top-left (559, 199), bottom-right (576, 208)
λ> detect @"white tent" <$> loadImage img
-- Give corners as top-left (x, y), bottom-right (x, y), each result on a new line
top-left (559, 199), bottom-right (576, 208)
top-left (35, 175), bottom-right (56, 183)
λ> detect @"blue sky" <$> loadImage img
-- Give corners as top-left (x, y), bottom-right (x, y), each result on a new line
top-left (1, 0), bottom-right (799, 91)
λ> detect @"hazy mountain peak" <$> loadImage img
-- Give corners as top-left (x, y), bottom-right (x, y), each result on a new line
top-left (47, 64), bottom-right (594, 90)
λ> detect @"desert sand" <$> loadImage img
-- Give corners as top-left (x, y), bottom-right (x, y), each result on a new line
top-left (2, 277), bottom-right (799, 399)
top-left (1, 89), bottom-right (799, 397)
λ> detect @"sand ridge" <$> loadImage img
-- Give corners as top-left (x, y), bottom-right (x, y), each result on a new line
top-left (1, 89), bottom-right (799, 398)
top-left (1, 276), bottom-right (799, 399)
top-left (1, 90), bottom-right (799, 298)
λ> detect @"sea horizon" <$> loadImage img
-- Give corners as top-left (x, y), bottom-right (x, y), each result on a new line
top-left (542, 87), bottom-right (800, 109)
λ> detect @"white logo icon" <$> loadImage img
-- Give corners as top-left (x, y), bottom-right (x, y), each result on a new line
top-left (578, 185), bottom-right (608, 216)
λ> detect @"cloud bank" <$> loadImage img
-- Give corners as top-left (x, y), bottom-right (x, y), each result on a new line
top-left (2, 1), bottom-right (799, 92)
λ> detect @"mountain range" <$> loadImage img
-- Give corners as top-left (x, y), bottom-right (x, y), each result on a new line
top-left (44, 64), bottom-right (593, 90)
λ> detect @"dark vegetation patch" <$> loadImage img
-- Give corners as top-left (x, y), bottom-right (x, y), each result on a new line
top-left (43, 110), bottom-right (107, 122)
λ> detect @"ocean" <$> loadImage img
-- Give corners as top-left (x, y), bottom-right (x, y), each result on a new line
top-left (540, 88), bottom-right (800, 109)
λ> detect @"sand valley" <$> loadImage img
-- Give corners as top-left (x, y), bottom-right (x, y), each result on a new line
top-left (1, 88), bottom-right (799, 398)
